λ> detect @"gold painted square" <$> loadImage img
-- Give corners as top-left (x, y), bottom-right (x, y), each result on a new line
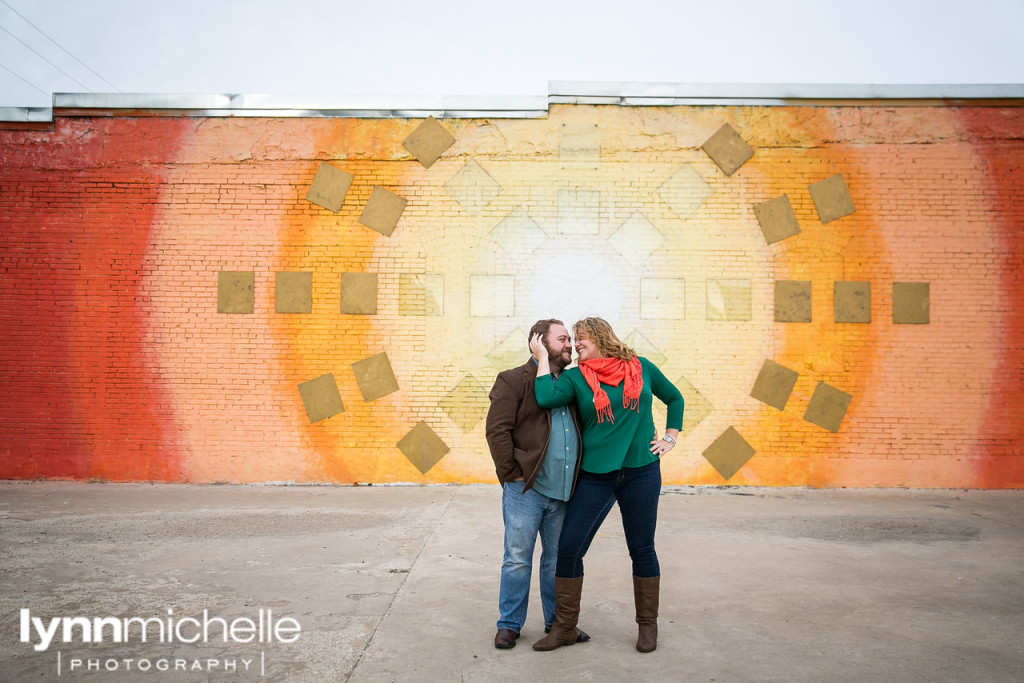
top-left (834, 281), bottom-right (871, 323)
top-left (340, 272), bottom-right (377, 315)
top-left (754, 194), bottom-right (801, 245)
top-left (275, 271), bottom-right (312, 314)
top-left (702, 426), bottom-right (755, 481)
top-left (750, 359), bottom-right (799, 411)
top-left (470, 274), bottom-right (515, 318)
top-left (640, 278), bottom-right (686, 320)
top-left (701, 123), bottom-right (754, 176)
top-left (775, 280), bottom-right (812, 323)
top-left (399, 274), bottom-right (443, 316)
top-left (402, 117), bottom-right (455, 169)
top-left (438, 375), bottom-right (490, 432)
top-left (298, 373), bottom-right (345, 424)
top-left (351, 352), bottom-right (400, 402)
top-left (359, 186), bottom-right (408, 237)
top-left (305, 162), bottom-right (354, 213)
top-left (893, 282), bottom-right (930, 324)
top-left (560, 124), bottom-right (601, 169)
top-left (557, 188), bottom-right (601, 235)
top-left (217, 271), bottom-right (254, 314)
top-left (809, 174), bottom-right (855, 224)
top-left (803, 382), bottom-right (852, 433)
top-left (706, 279), bottom-right (751, 321)
top-left (397, 421), bottom-right (450, 474)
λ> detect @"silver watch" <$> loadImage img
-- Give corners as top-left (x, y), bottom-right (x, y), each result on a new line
top-left (661, 434), bottom-right (676, 445)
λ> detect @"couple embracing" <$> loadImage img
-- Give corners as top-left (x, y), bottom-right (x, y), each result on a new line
top-left (485, 317), bottom-right (684, 653)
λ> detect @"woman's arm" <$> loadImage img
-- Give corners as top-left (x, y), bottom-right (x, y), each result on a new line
top-left (530, 333), bottom-right (576, 408)
top-left (647, 359), bottom-right (684, 456)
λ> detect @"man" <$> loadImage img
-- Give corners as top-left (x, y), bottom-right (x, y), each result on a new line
top-left (485, 319), bottom-right (589, 649)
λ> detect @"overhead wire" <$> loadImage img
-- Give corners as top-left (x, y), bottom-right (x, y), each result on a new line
top-left (0, 60), bottom-right (48, 96)
top-left (0, 0), bottom-right (120, 94)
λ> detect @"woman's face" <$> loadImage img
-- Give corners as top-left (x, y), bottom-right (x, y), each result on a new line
top-left (575, 334), bottom-right (602, 363)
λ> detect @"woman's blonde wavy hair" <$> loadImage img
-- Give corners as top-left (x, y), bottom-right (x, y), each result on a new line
top-left (573, 317), bottom-right (637, 362)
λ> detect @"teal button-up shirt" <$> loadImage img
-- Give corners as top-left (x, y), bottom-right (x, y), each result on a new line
top-left (531, 362), bottom-right (580, 501)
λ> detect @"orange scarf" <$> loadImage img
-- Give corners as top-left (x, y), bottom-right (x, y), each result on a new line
top-left (579, 357), bottom-right (643, 423)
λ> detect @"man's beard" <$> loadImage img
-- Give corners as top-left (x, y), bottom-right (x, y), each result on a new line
top-left (547, 344), bottom-right (572, 371)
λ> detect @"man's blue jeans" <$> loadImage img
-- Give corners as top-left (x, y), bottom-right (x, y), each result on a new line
top-left (498, 481), bottom-right (567, 632)
top-left (556, 460), bottom-right (661, 579)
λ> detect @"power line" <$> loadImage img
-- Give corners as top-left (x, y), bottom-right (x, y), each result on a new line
top-left (0, 60), bottom-right (49, 96)
top-left (0, 0), bottom-right (120, 92)
top-left (0, 23), bottom-right (91, 91)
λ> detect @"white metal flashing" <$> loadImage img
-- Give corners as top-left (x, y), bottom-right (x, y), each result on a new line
top-left (2, 83), bottom-right (1022, 123)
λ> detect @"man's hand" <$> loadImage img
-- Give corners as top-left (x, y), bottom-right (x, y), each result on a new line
top-left (529, 333), bottom-right (549, 362)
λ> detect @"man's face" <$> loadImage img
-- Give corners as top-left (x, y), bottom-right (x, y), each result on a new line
top-left (544, 324), bottom-right (573, 370)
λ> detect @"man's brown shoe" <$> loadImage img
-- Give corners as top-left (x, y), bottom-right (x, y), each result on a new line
top-left (494, 628), bottom-right (519, 649)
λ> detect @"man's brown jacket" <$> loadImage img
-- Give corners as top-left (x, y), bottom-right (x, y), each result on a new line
top-left (485, 359), bottom-right (583, 495)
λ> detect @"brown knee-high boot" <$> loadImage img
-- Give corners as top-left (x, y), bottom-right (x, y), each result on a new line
top-left (633, 575), bottom-right (659, 653)
top-left (532, 576), bottom-right (584, 651)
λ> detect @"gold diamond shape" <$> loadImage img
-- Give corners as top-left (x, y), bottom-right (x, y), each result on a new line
top-left (809, 174), bottom-right (855, 224)
top-left (491, 207), bottom-right (547, 261)
top-left (298, 373), bottom-right (345, 424)
top-left (487, 328), bottom-right (529, 370)
top-left (702, 427), bottom-right (755, 481)
top-left (834, 281), bottom-right (871, 323)
top-left (658, 165), bottom-right (713, 220)
top-left (893, 282), bottom-right (930, 324)
top-left (397, 421), bottom-right (450, 474)
top-left (754, 194), bottom-right (801, 245)
top-left (676, 376), bottom-right (713, 436)
top-left (701, 123), bottom-right (754, 176)
top-left (359, 186), bottom-right (408, 237)
top-left (608, 213), bottom-right (664, 267)
top-left (217, 271), bottom-right (254, 314)
top-left (305, 162), bottom-right (354, 212)
top-left (445, 159), bottom-right (500, 215)
top-left (351, 352), bottom-right (399, 402)
top-left (750, 359), bottom-right (799, 411)
top-left (623, 331), bottom-right (667, 367)
top-left (775, 280), bottom-right (812, 323)
top-left (803, 382), bottom-right (852, 433)
top-left (275, 272), bottom-right (312, 314)
top-left (438, 375), bottom-right (490, 432)
top-left (402, 117), bottom-right (455, 169)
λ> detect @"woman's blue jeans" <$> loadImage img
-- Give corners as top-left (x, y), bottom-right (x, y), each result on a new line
top-left (556, 460), bottom-right (661, 579)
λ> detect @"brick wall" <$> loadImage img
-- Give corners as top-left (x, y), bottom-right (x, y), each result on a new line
top-left (1, 102), bottom-right (1022, 487)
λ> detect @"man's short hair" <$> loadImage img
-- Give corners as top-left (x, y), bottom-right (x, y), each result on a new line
top-left (528, 319), bottom-right (565, 346)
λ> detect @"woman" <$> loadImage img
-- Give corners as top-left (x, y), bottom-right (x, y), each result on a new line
top-left (529, 317), bottom-right (683, 654)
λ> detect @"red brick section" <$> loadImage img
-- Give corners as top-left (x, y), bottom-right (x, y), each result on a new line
top-left (0, 117), bottom-right (191, 480)
top-left (956, 108), bottom-right (1024, 487)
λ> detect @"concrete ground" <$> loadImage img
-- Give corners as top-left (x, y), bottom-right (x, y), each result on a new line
top-left (0, 483), bottom-right (1021, 682)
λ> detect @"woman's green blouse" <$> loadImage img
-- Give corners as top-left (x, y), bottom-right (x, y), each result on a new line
top-left (535, 357), bottom-right (684, 474)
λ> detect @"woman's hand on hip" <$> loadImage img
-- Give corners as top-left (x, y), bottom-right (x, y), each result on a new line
top-left (650, 433), bottom-right (676, 457)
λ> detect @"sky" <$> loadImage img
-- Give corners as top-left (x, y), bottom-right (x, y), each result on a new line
top-left (1, 0), bottom-right (1023, 109)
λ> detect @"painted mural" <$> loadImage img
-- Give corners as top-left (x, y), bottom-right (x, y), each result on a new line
top-left (1, 101), bottom-right (1022, 487)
